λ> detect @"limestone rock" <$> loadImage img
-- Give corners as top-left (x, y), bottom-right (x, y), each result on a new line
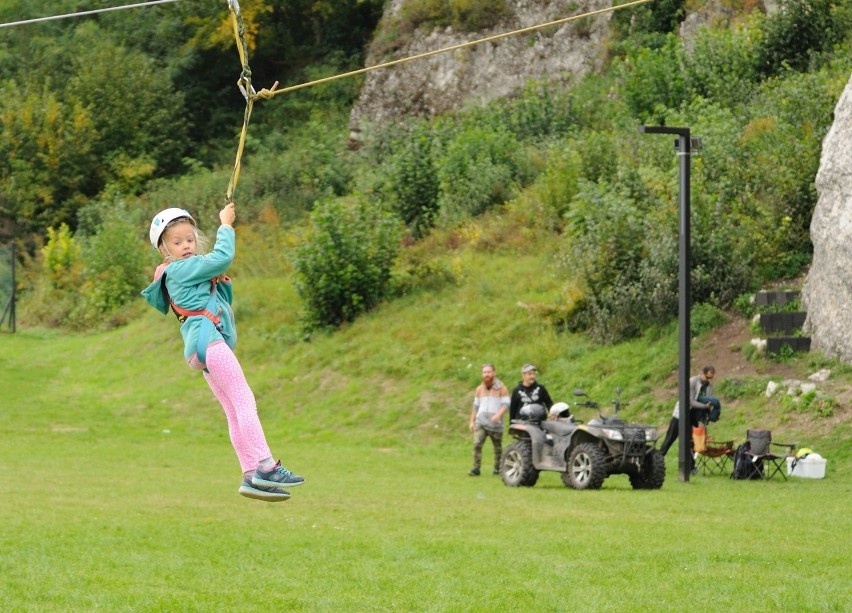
top-left (800, 382), bottom-right (817, 396)
top-left (765, 380), bottom-right (779, 397)
top-left (802, 74), bottom-right (852, 362)
top-left (808, 368), bottom-right (831, 382)
top-left (349, 0), bottom-right (613, 141)
top-left (782, 379), bottom-right (802, 395)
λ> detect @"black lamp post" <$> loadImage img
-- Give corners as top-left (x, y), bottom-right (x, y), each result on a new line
top-left (639, 126), bottom-right (697, 482)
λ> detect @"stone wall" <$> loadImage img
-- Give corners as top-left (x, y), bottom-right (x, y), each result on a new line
top-left (802, 74), bottom-right (852, 362)
top-left (348, 0), bottom-right (613, 142)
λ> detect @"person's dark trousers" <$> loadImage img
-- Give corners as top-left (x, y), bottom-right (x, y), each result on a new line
top-left (659, 416), bottom-right (695, 472)
top-left (659, 417), bottom-right (678, 456)
top-left (698, 395), bottom-right (721, 422)
top-left (690, 407), bottom-right (710, 427)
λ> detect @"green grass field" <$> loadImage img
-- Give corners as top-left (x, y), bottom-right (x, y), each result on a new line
top-left (1, 428), bottom-right (849, 611)
top-left (2, 245), bottom-right (850, 611)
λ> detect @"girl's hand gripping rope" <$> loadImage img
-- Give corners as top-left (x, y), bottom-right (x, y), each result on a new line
top-left (220, 202), bottom-right (236, 227)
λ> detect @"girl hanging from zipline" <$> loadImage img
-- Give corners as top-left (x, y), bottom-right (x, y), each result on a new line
top-left (142, 202), bottom-right (304, 502)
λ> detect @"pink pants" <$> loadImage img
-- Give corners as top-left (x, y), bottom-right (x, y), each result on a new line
top-left (192, 341), bottom-right (272, 473)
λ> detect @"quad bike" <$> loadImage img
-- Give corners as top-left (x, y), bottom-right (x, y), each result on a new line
top-left (500, 389), bottom-right (665, 490)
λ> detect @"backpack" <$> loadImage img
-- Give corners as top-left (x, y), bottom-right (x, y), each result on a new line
top-left (731, 442), bottom-right (763, 480)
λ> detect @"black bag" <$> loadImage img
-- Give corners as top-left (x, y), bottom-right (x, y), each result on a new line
top-left (731, 442), bottom-right (763, 480)
top-left (708, 405), bottom-right (721, 422)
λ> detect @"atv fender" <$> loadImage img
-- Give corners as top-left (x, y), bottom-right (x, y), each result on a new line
top-left (566, 428), bottom-right (608, 457)
top-left (509, 423), bottom-right (561, 471)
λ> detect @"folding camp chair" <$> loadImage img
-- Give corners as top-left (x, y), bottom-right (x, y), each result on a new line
top-left (694, 437), bottom-right (735, 476)
top-left (744, 429), bottom-right (796, 481)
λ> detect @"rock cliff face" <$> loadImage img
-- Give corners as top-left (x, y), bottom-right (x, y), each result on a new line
top-left (802, 75), bottom-right (852, 362)
top-left (348, 0), bottom-right (614, 141)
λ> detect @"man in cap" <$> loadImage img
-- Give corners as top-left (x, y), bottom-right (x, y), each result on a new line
top-left (509, 363), bottom-right (554, 422)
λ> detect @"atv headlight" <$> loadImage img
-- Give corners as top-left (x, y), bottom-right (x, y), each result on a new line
top-left (645, 428), bottom-right (658, 442)
top-left (601, 428), bottom-right (624, 441)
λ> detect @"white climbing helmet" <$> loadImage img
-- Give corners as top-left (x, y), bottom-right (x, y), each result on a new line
top-left (149, 208), bottom-right (195, 249)
top-left (549, 402), bottom-right (570, 418)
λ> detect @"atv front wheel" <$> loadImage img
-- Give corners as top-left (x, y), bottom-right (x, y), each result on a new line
top-left (628, 448), bottom-right (666, 490)
top-left (501, 441), bottom-right (539, 487)
top-left (562, 442), bottom-right (607, 490)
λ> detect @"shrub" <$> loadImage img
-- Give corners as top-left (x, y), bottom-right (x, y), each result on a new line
top-left (610, 0), bottom-right (686, 50)
top-left (471, 80), bottom-right (577, 143)
top-left (683, 18), bottom-right (763, 108)
top-left (144, 168), bottom-right (236, 232)
top-left (391, 252), bottom-right (463, 297)
top-left (758, 0), bottom-right (850, 76)
top-left (560, 178), bottom-right (649, 342)
top-left (575, 131), bottom-right (619, 184)
top-left (743, 67), bottom-right (845, 277)
top-left (398, 0), bottom-right (510, 33)
top-left (388, 125), bottom-right (439, 238)
top-left (731, 293), bottom-right (756, 318)
top-left (435, 125), bottom-right (528, 225)
top-left (715, 377), bottom-right (768, 400)
top-left (690, 303), bottom-right (729, 337)
top-left (42, 224), bottom-right (82, 289)
top-left (514, 145), bottom-right (582, 232)
top-left (557, 112), bottom-right (758, 343)
top-left (292, 197), bottom-right (402, 330)
top-left (398, 0), bottom-right (451, 32)
top-left (618, 34), bottom-right (687, 123)
top-left (449, 0), bottom-right (511, 32)
top-left (78, 210), bottom-right (148, 319)
top-left (23, 207), bottom-right (147, 329)
top-left (251, 119), bottom-right (356, 219)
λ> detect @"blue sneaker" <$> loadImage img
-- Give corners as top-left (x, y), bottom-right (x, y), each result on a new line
top-left (238, 476), bottom-right (291, 502)
top-left (252, 460), bottom-right (305, 489)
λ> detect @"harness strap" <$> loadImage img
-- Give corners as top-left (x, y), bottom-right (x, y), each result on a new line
top-left (168, 300), bottom-right (221, 326)
top-left (193, 288), bottom-right (222, 369)
top-left (163, 276), bottom-right (229, 370)
top-left (167, 277), bottom-right (222, 325)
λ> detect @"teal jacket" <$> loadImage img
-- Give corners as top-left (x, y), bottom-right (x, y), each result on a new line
top-left (141, 225), bottom-right (237, 362)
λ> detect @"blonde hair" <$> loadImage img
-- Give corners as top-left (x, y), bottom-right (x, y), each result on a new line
top-left (158, 218), bottom-right (209, 262)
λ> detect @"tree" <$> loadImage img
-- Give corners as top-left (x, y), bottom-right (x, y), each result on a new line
top-left (0, 82), bottom-right (98, 233)
top-left (67, 23), bottom-right (189, 191)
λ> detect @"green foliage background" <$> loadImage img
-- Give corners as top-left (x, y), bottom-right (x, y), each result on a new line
top-left (1, 0), bottom-right (851, 339)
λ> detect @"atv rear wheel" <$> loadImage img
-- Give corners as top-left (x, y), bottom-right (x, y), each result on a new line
top-left (562, 442), bottom-right (607, 490)
top-left (501, 441), bottom-right (539, 487)
top-left (628, 448), bottom-right (666, 489)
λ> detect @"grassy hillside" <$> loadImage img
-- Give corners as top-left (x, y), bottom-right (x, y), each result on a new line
top-left (3, 215), bottom-right (850, 455)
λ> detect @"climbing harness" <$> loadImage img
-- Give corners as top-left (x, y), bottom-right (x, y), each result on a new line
top-left (162, 274), bottom-right (232, 369)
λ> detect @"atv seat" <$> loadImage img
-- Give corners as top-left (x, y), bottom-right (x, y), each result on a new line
top-left (541, 420), bottom-right (577, 436)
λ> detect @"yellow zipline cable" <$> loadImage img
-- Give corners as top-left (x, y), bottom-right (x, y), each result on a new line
top-left (224, 0), bottom-right (653, 203)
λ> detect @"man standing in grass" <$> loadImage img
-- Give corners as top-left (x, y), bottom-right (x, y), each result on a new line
top-left (468, 363), bottom-right (510, 476)
top-left (659, 365), bottom-right (721, 470)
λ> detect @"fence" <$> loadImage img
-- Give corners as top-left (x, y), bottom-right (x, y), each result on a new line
top-left (0, 243), bottom-right (15, 332)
